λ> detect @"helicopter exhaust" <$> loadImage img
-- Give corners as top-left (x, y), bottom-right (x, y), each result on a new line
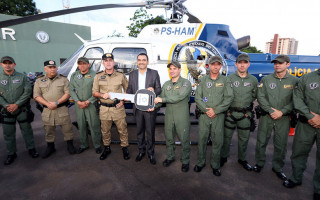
top-left (237, 35), bottom-right (250, 50)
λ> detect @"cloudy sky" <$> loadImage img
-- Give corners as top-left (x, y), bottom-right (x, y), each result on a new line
top-left (33, 0), bottom-right (320, 55)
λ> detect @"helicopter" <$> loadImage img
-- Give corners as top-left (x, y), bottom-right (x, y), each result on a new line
top-left (1, 0), bottom-right (320, 98)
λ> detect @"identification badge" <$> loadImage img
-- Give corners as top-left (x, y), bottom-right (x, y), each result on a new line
top-left (284, 85), bottom-right (293, 89)
top-left (258, 83), bottom-right (263, 87)
top-left (12, 79), bottom-right (21, 83)
top-left (183, 82), bottom-right (188, 87)
top-left (41, 79), bottom-right (46, 82)
top-left (101, 76), bottom-right (106, 79)
top-left (203, 97), bottom-right (208, 103)
top-left (233, 81), bottom-right (240, 87)
top-left (206, 82), bottom-right (212, 88)
top-left (174, 85), bottom-right (180, 90)
top-left (269, 83), bottom-right (276, 89)
top-left (216, 83), bottom-right (224, 87)
top-left (244, 82), bottom-right (252, 87)
top-left (85, 75), bottom-right (92, 78)
top-left (77, 74), bottom-right (83, 79)
top-left (167, 85), bottom-right (171, 90)
top-left (309, 82), bottom-right (319, 90)
top-left (1, 80), bottom-right (7, 85)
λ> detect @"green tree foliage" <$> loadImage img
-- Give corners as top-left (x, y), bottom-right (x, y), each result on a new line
top-left (241, 46), bottom-right (263, 54)
top-left (0, 0), bottom-right (38, 16)
top-left (127, 8), bottom-right (166, 37)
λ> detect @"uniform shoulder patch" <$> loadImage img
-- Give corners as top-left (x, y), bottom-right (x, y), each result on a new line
top-left (96, 71), bottom-right (104, 74)
top-left (36, 74), bottom-right (45, 79)
top-left (59, 74), bottom-right (66, 77)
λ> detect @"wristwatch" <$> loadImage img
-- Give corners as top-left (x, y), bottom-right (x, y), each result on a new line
top-left (55, 101), bottom-right (59, 105)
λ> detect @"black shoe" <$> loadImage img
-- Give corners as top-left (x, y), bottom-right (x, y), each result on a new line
top-left (272, 168), bottom-right (287, 180)
top-left (283, 179), bottom-right (302, 188)
top-left (194, 165), bottom-right (205, 172)
top-left (77, 147), bottom-right (88, 154)
top-left (66, 140), bottom-right (76, 155)
top-left (253, 164), bottom-right (263, 173)
top-left (314, 193), bottom-right (320, 200)
top-left (238, 160), bottom-right (252, 171)
top-left (4, 153), bottom-right (17, 165)
top-left (95, 147), bottom-right (102, 154)
top-left (181, 164), bottom-right (189, 172)
top-left (149, 155), bottom-right (156, 165)
top-left (163, 159), bottom-right (174, 167)
top-left (100, 146), bottom-right (111, 160)
top-left (220, 157), bottom-right (227, 167)
top-left (28, 148), bottom-right (39, 158)
top-left (42, 142), bottom-right (56, 159)
top-left (135, 153), bottom-right (145, 162)
top-left (122, 147), bottom-right (130, 160)
top-left (212, 168), bottom-right (221, 176)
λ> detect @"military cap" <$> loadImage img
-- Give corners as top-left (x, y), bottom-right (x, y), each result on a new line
top-left (1, 56), bottom-right (15, 64)
top-left (102, 53), bottom-right (114, 60)
top-left (167, 61), bottom-right (181, 68)
top-left (236, 53), bottom-right (250, 63)
top-left (77, 57), bottom-right (89, 64)
top-left (271, 54), bottom-right (290, 63)
top-left (44, 60), bottom-right (56, 67)
top-left (209, 56), bottom-right (223, 64)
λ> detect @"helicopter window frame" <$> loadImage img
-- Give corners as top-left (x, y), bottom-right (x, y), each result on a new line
top-left (83, 47), bottom-right (104, 72)
top-left (111, 47), bottom-right (147, 75)
top-left (217, 30), bottom-right (229, 37)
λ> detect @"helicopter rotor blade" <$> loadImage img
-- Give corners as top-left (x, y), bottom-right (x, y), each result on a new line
top-left (185, 12), bottom-right (202, 23)
top-left (0, 3), bottom-right (147, 28)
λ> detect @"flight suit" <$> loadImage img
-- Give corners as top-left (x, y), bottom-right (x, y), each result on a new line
top-left (33, 74), bottom-right (73, 142)
top-left (156, 76), bottom-right (191, 164)
top-left (195, 74), bottom-right (233, 169)
top-left (0, 70), bottom-right (36, 155)
top-left (290, 70), bottom-right (320, 194)
top-left (255, 72), bottom-right (298, 171)
top-left (92, 71), bottom-right (129, 147)
top-left (221, 72), bottom-right (258, 161)
top-left (70, 69), bottom-right (101, 149)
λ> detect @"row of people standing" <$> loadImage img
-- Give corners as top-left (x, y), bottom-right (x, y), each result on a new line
top-left (0, 52), bottom-right (319, 199)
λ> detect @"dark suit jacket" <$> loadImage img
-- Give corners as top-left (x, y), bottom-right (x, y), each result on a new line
top-left (127, 68), bottom-right (161, 114)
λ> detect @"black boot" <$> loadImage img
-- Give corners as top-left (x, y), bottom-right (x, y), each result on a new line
top-left (100, 146), bottom-right (111, 160)
top-left (122, 147), bottom-right (130, 160)
top-left (42, 143), bottom-right (56, 159)
top-left (67, 140), bottom-right (76, 155)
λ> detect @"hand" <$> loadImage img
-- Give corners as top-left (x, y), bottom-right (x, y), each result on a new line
top-left (77, 101), bottom-right (88, 109)
top-left (270, 108), bottom-right (283, 120)
top-left (147, 87), bottom-right (154, 92)
top-left (308, 111), bottom-right (320, 128)
top-left (147, 107), bottom-right (155, 112)
top-left (102, 93), bottom-right (110, 99)
top-left (206, 108), bottom-right (216, 119)
top-left (116, 100), bottom-right (124, 108)
top-left (154, 97), bottom-right (162, 104)
top-left (6, 104), bottom-right (18, 113)
top-left (47, 102), bottom-right (58, 110)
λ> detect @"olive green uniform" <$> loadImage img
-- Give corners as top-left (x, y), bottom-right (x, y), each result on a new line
top-left (290, 70), bottom-right (320, 194)
top-left (0, 70), bottom-right (36, 155)
top-left (70, 69), bottom-right (101, 149)
top-left (195, 74), bottom-right (233, 169)
top-left (92, 71), bottom-right (129, 147)
top-left (156, 76), bottom-right (191, 164)
top-left (255, 72), bottom-right (298, 171)
top-left (221, 72), bottom-right (258, 161)
top-left (33, 74), bottom-right (73, 142)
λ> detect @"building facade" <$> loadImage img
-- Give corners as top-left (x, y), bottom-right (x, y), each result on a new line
top-left (265, 34), bottom-right (298, 55)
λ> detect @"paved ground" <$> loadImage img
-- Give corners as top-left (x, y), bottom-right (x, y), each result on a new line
top-left (0, 101), bottom-right (317, 200)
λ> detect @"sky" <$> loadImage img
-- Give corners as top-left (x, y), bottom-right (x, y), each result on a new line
top-left (33, 0), bottom-right (320, 56)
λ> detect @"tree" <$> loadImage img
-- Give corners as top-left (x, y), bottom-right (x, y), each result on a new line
top-left (107, 30), bottom-right (124, 38)
top-left (241, 46), bottom-right (263, 54)
top-left (0, 0), bottom-right (38, 16)
top-left (127, 8), bottom-right (166, 37)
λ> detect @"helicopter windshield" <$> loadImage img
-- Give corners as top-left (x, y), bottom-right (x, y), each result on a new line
top-left (58, 44), bottom-right (84, 76)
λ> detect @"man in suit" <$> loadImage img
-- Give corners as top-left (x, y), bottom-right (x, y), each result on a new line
top-left (127, 53), bottom-right (161, 165)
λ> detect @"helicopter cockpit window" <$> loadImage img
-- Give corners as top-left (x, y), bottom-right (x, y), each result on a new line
top-left (112, 48), bottom-right (147, 75)
top-left (84, 47), bottom-right (104, 72)
top-left (58, 44), bottom-right (84, 76)
top-left (218, 30), bottom-right (229, 37)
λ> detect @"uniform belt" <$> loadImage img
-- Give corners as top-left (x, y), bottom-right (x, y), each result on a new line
top-left (43, 101), bottom-right (69, 108)
top-left (298, 115), bottom-right (308, 123)
top-left (100, 100), bottom-right (120, 107)
top-left (229, 106), bottom-right (252, 113)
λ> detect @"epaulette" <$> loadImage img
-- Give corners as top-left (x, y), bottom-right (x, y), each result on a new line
top-left (36, 74), bottom-right (45, 79)
top-left (59, 74), bottom-right (67, 77)
top-left (96, 70), bottom-right (104, 74)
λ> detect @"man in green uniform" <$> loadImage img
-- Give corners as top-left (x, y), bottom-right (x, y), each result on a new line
top-left (70, 57), bottom-right (102, 154)
top-left (0, 56), bottom-right (39, 165)
top-left (253, 55), bottom-right (298, 180)
top-left (283, 70), bottom-right (320, 200)
top-left (34, 60), bottom-right (76, 158)
top-left (194, 56), bottom-right (233, 176)
top-left (92, 53), bottom-right (130, 161)
top-left (220, 54), bottom-right (258, 171)
top-left (154, 61), bottom-right (191, 172)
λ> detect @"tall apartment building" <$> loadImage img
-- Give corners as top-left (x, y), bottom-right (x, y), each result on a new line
top-left (265, 34), bottom-right (298, 55)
